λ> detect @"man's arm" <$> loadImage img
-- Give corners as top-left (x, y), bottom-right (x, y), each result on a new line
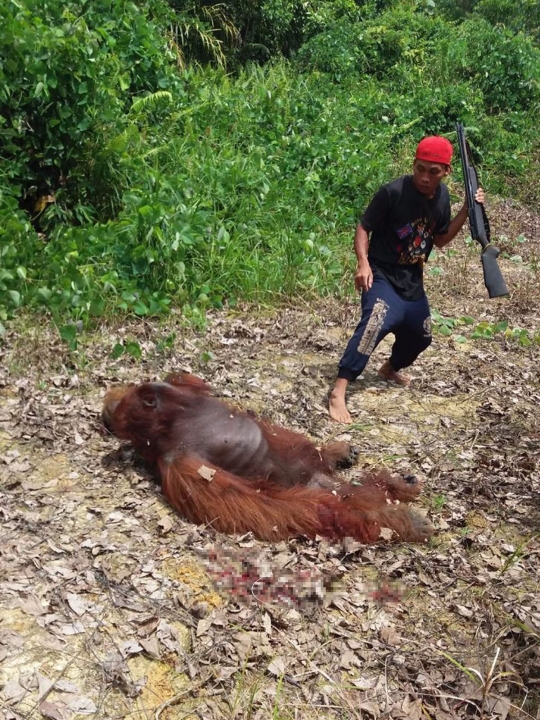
top-left (433, 204), bottom-right (468, 248)
top-left (354, 224), bottom-right (373, 292)
top-left (434, 188), bottom-right (485, 249)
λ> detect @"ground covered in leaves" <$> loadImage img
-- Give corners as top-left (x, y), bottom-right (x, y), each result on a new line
top-left (1, 202), bottom-right (539, 720)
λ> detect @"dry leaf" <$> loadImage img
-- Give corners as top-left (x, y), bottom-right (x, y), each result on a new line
top-left (157, 515), bottom-right (173, 533)
top-left (197, 465), bottom-right (216, 481)
top-left (267, 656), bottom-right (287, 676)
top-left (68, 697), bottom-right (97, 715)
top-left (3, 677), bottom-right (27, 704)
top-left (65, 593), bottom-right (90, 617)
top-left (19, 594), bottom-right (47, 616)
top-left (38, 700), bottom-right (68, 720)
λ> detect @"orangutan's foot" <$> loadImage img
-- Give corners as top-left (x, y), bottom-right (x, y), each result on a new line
top-left (377, 360), bottom-right (411, 387)
top-left (328, 379), bottom-right (352, 424)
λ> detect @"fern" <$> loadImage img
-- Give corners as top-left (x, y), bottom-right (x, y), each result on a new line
top-left (130, 91), bottom-right (173, 115)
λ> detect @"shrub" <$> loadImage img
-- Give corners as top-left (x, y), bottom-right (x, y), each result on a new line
top-left (1, 0), bottom-right (539, 332)
top-left (445, 18), bottom-right (540, 113)
top-left (0, 0), bottom-right (176, 218)
top-left (474, 0), bottom-right (540, 39)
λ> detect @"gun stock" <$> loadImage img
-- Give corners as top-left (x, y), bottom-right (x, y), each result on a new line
top-left (455, 122), bottom-right (508, 299)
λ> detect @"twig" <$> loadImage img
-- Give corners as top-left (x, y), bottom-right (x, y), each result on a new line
top-left (154, 688), bottom-right (199, 720)
top-left (278, 631), bottom-right (336, 685)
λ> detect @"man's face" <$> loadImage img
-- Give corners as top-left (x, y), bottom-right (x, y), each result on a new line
top-left (412, 159), bottom-right (449, 197)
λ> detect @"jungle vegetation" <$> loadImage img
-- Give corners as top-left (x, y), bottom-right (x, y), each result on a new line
top-left (1, 0), bottom-right (539, 338)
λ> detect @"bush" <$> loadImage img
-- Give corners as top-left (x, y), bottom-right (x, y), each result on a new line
top-left (295, 1), bottom-right (451, 80)
top-left (474, 0), bottom-right (540, 39)
top-left (1, 0), bottom-right (539, 332)
top-left (0, 0), bottom-right (177, 218)
top-left (445, 18), bottom-right (540, 112)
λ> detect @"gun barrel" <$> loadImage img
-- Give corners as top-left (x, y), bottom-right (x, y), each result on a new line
top-left (456, 123), bottom-right (489, 248)
top-left (456, 122), bottom-right (508, 298)
top-left (456, 123), bottom-right (476, 214)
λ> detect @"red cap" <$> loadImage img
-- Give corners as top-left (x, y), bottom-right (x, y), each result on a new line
top-left (415, 136), bottom-right (453, 166)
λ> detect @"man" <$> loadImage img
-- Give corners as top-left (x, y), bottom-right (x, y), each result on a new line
top-left (329, 135), bottom-right (484, 424)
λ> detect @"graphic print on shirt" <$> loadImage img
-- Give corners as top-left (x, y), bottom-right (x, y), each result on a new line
top-left (395, 216), bottom-right (433, 265)
top-left (357, 298), bottom-right (389, 356)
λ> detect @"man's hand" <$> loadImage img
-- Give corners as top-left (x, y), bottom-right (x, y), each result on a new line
top-left (464, 187), bottom-right (485, 211)
top-left (436, 186), bottom-right (488, 249)
top-left (355, 260), bottom-right (373, 293)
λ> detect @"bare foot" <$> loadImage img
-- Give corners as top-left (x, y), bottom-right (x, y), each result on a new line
top-left (328, 379), bottom-right (352, 423)
top-left (377, 360), bottom-right (411, 387)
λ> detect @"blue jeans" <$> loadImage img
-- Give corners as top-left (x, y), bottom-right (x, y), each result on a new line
top-left (337, 274), bottom-right (432, 382)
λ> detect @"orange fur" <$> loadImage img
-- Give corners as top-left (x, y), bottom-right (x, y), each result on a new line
top-left (102, 373), bottom-right (432, 544)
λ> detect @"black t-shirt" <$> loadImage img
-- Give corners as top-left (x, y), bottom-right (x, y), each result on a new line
top-left (360, 175), bottom-right (451, 300)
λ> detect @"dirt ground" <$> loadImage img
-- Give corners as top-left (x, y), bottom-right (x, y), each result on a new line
top-left (1, 202), bottom-right (539, 720)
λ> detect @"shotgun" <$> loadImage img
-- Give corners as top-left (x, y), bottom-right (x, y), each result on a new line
top-left (455, 123), bottom-right (508, 298)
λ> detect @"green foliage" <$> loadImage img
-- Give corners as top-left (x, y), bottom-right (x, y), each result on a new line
top-left (431, 494), bottom-right (447, 511)
top-left (445, 18), bottom-right (540, 112)
top-left (112, 340), bottom-right (143, 360)
top-left (294, 20), bottom-right (366, 78)
top-left (297, 1), bottom-right (452, 78)
top-left (434, 0), bottom-right (479, 20)
top-left (1, 0), bottom-right (540, 334)
top-left (474, 0), bottom-right (540, 39)
top-left (431, 310), bottom-right (539, 347)
top-left (0, 0), bottom-right (177, 213)
top-left (165, 0), bottom-right (239, 68)
top-left (302, 0), bottom-right (364, 36)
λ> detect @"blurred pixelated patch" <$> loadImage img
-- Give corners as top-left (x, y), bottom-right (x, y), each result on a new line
top-left (200, 545), bottom-right (404, 609)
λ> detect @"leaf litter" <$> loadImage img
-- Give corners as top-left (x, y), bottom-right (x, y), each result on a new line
top-left (0, 207), bottom-right (539, 719)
